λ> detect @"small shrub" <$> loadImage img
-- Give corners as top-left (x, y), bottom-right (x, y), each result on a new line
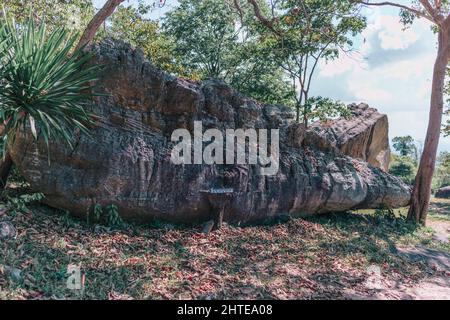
top-left (61, 210), bottom-right (76, 227)
top-left (5, 192), bottom-right (44, 215)
top-left (374, 206), bottom-right (396, 221)
top-left (88, 203), bottom-right (124, 229)
top-left (389, 155), bottom-right (417, 185)
top-left (106, 204), bottom-right (124, 228)
top-left (93, 204), bottom-right (103, 222)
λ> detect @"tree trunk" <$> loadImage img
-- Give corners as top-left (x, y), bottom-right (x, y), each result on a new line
top-left (76, 0), bottom-right (125, 51)
top-left (303, 110), bottom-right (308, 128)
top-left (303, 91), bottom-right (309, 128)
top-left (0, 152), bottom-right (12, 190)
top-left (0, 113), bottom-right (25, 191)
top-left (408, 27), bottom-right (450, 225)
top-left (0, 122), bottom-right (12, 191)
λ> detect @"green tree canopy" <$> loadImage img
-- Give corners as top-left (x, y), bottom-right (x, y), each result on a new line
top-left (162, 0), bottom-right (240, 79)
top-left (241, 0), bottom-right (366, 125)
top-left (392, 135), bottom-right (418, 160)
top-left (109, 5), bottom-right (180, 74)
top-left (433, 151), bottom-right (450, 189)
top-left (162, 0), bottom-right (293, 105)
top-left (2, 0), bottom-right (94, 33)
top-left (389, 155), bottom-right (417, 185)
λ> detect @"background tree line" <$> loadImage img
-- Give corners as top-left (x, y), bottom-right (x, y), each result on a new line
top-left (389, 135), bottom-right (449, 192)
top-left (3, 0), bottom-right (364, 123)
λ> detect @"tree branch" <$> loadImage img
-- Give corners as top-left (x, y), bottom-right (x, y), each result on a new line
top-left (76, 0), bottom-right (125, 51)
top-left (419, 0), bottom-right (445, 24)
top-left (435, 0), bottom-right (441, 10)
top-left (444, 14), bottom-right (450, 30)
top-left (243, 0), bottom-right (281, 35)
top-left (232, 0), bottom-right (244, 24)
top-left (354, 0), bottom-right (434, 23)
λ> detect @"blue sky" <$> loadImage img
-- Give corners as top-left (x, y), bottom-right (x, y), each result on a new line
top-left (93, 0), bottom-right (449, 152)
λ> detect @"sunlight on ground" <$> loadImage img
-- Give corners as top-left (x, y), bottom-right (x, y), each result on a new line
top-left (0, 193), bottom-right (448, 300)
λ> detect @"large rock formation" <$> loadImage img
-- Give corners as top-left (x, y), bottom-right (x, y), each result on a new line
top-left (307, 104), bottom-right (391, 172)
top-left (9, 40), bottom-right (410, 224)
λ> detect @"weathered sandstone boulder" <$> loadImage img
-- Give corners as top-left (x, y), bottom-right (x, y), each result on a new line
top-left (307, 104), bottom-right (391, 172)
top-left (9, 40), bottom-right (410, 224)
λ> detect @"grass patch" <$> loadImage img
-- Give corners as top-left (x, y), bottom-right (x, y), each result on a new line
top-left (0, 189), bottom-right (448, 300)
top-left (428, 197), bottom-right (450, 221)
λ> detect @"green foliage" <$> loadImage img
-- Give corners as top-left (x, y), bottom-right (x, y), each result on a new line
top-left (109, 5), bottom-right (181, 74)
top-left (392, 135), bottom-right (418, 160)
top-left (433, 151), bottom-right (450, 190)
top-left (398, 0), bottom-right (450, 26)
top-left (5, 192), bottom-right (44, 215)
top-left (106, 204), bottom-right (124, 228)
top-left (0, 15), bottom-right (99, 155)
top-left (0, 23), bottom-right (8, 81)
top-left (88, 203), bottom-right (124, 228)
top-left (251, 0), bottom-right (366, 123)
top-left (302, 97), bottom-right (350, 126)
top-left (93, 203), bottom-right (103, 222)
top-left (389, 155), bottom-right (417, 185)
top-left (374, 206), bottom-right (397, 221)
top-left (162, 0), bottom-right (293, 105)
top-left (226, 40), bottom-right (295, 106)
top-left (61, 209), bottom-right (78, 227)
top-left (2, 0), bottom-right (94, 33)
top-left (163, 0), bottom-right (239, 79)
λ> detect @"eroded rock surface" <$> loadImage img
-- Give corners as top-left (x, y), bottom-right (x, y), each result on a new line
top-left (9, 40), bottom-right (410, 223)
top-left (307, 103), bottom-right (391, 172)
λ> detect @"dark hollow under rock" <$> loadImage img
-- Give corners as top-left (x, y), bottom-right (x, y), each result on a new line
top-left (9, 40), bottom-right (411, 224)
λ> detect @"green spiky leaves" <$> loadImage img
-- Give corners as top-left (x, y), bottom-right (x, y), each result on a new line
top-left (0, 13), bottom-right (100, 157)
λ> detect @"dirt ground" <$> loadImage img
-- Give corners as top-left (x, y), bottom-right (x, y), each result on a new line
top-left (344, 220), bottom-right (450, 300)
top-left (0, 192), bottom-right (449, 300)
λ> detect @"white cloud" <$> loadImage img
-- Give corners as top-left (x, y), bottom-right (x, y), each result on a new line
top-left (317, 14), bottom-right (425, 78)
top-left (381, 56), bottom-right (432, 81)
top-left (319, 51), bottom-right (367, 78)
top-left (352, 86), bottom-right (392, 104)
top-left (417, 79), bottom-right (433, 99)
top-left (376, 16), bottom-right (420, 50)
top-left (312, 9), bottom-right (448, 151)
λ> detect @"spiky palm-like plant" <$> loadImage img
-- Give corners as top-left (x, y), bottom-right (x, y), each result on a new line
top-left (0, 16), bottom-right (100, 188)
